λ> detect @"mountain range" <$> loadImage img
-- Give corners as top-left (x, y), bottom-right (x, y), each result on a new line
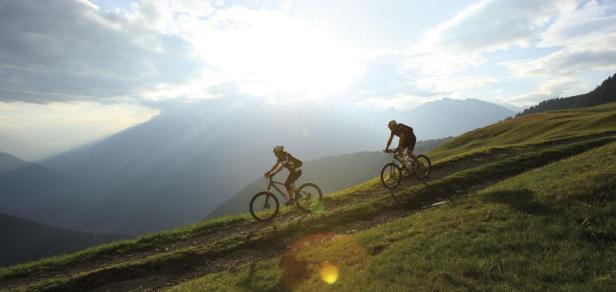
top-left (1, 98), bottom-right (514, 235)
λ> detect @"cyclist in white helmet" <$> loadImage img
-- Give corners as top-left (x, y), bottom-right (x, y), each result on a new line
top-left (265, 146), bottom-right (303, 205)
top-left (385, 120), bottom-right (418, 166)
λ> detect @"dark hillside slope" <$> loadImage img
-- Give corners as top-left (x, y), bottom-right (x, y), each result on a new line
top-left (0, 155), bottom-right (88, 229)
top-left (0, 213), bottom-right (122, 267)
top-left (0, 152), bottom-right (28, 176)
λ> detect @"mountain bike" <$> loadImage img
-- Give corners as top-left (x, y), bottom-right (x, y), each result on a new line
top-left (249, 177), bottom-right (323, 221)
top-left (380, 149), bottom-right (431, 189)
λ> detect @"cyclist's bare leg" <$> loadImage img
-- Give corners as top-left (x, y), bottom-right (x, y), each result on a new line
top-left (285, 170), bottom-right (302, 202)
top-left (284, 184), bottom-right (294, 201)
top-left (396, 142), bottom-right (405, 159)
top-left (407, 145), bottom-right (418, 166)
top-left (397, 136), bottom-right (413, 166)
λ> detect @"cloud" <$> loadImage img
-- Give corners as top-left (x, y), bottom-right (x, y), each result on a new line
top-left (423, 0), bottom-right (576, 53)
top-left (0, 100), bottom-right (158, 160)
top-left (504, 43), bottom-right (616, 77)
top-left (401, 49), bottom-right (486, 76)
top-left (540, 0), bottom-right (616, 47)
top-left (0, 0), bottom-right (201, 103)
top-left (504, 1), bottom-right (616, 77)
top-left (404, 0), bottom-right (615, 106)
top-left (502, 77), bottom-right (584, 106)
top-left (385, 0), bottom-right (577, 105)
top-left (355, 93), bottom-right (440, 111)
top-left (412, 76), bottom-right (497, 97)
top-left (1, 0), bottom-right (613, 109)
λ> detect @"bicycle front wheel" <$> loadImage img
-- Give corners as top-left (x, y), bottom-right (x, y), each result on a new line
top-left (381, 162), bottom-right (402, 189)
top-left (413, 155), bottom-right (432, 180)
top-left (249, 192), bottom-right (279, 221)
top-left (295, 183), bottom-right (323, 213)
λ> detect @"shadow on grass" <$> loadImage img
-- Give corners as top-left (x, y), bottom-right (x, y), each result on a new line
top-left (284, 213), bottom-right (311, 230)
top-left (386, 190), bottom-right (403, 204)
top-left (482, 189), bottom-right (558, 215)
top-left (245, 221), bottom-right (279, 241)
top-left (245, 212), bottom-right (312, 241)
top-left (239, 261), bottom-right (257, 288)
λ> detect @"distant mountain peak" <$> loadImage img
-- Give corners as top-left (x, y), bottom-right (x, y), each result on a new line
top-left (411, 97), bottom-right (514, 112)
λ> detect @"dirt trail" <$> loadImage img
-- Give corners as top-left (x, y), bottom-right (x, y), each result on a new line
top-left (2, 133), bottom-right (614, 291)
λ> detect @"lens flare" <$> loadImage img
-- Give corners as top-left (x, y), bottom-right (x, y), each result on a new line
top-left (320, 261), bottom-right (339, 284)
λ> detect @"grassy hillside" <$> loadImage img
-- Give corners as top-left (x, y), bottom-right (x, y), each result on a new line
top-left (518, 72), bottom-right (616, 116)
top-left (430, 102), bottom-right (616, 162)
top-left (0, 103), bottom-right (615, 291)
top-left (171, 141), bottom-right (616, 291)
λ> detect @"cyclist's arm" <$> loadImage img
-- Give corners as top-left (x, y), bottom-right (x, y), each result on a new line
top-left (385, 132), bottom-right (394, 149)
top-left (268, 162), bottom-right (282, 176)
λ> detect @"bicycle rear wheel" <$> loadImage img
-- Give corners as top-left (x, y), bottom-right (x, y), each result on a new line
top-left (413, 155), bottom-right (432, 180)
top-left (380, 162), bottom-right (402, 189)
top-left (295, 183), bottom-right (323, 213)
top-left (249, 192), bottom-right (279, 221)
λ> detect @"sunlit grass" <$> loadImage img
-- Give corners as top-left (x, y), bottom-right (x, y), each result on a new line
top-left (429, 102), bottom-right (616, 162)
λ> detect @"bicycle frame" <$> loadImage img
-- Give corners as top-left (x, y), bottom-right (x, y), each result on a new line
top-left (266, 179), bottom-right (291, 198)
top-left (385, 151), bottom-right (412, 173)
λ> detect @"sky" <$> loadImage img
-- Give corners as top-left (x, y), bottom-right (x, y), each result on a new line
top-left (1, 0), bottom-right (616, 160)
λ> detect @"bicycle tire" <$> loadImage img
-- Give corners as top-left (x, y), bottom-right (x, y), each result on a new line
top-left (249, 191), bottom-right (279, 221)
top-left (380, 162), bottom-right (402, 189)
top-left (413, 155), bottom-right (432, 180)
top-left (295, 183), bottom-right (323, 212)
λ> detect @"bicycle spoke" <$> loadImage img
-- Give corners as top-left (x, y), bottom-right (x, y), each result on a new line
top-left (296, 183), bottom-right (323, 213)
top-left (250, 192), bottom-right (278, 221)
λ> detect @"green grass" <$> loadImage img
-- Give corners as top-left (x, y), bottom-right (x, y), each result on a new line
top-left (170, 141), bottom-right (616, 291)
top-left (429, 102), bottom-right (616, 162)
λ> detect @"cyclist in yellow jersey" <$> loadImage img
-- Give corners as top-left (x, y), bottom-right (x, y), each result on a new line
top-left (265, 146), bottom-right (303, 205)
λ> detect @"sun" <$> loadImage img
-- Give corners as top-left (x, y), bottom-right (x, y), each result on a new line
top-left (185, 7), bottom-right (364, 101)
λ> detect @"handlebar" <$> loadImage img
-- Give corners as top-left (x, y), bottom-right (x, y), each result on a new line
top-left (263, 174), bottom-right (281, 185)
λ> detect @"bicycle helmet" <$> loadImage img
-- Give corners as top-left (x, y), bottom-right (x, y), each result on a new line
top-left (388, 120), bottom-right (397, 129)
top-left (273, 145), bottom-right (284, 153)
